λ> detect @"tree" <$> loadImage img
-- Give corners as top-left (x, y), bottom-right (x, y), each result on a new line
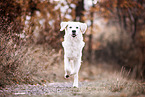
top-left (93, 0), bottom-right (145, 79)
top-left (75, 0), bottom-right (85, 22)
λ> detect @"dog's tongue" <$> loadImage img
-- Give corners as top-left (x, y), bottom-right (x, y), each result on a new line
top-left (72, 34), bottom-right (76, 37)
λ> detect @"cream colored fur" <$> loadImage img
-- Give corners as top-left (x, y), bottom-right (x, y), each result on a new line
top-left (60, 21), bottom-right (87, 87)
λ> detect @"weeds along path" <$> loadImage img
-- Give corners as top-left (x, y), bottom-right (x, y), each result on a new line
top-left (1, 70), bottom-right (145, 97)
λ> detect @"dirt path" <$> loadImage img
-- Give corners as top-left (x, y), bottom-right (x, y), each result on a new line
top-left (1, 75), bottom-right (145, 97)
top-left (0, 60), bottom-right (145, 97)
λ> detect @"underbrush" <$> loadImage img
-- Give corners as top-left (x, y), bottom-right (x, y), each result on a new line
top-left (0, 32), bottom-right (64, 87)
top-left (0, 33), bottom-right (22, 87)
top-left (16, 44), bottom-right (64, 85)
top-left (107, 73), bottom-right (145, 96)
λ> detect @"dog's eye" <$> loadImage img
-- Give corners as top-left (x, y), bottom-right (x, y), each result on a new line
top-left (76, 27), bottom-right (78, 29)
top-left (69, 27), bottom-right (72, 29)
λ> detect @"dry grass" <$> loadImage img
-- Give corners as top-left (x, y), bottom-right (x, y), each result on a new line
top-left (0, 35), bottom-right (64, 87)
top-left (0, 33), bottom-right (23, 87)
top-left (15, 44), bottom-right (64, 84)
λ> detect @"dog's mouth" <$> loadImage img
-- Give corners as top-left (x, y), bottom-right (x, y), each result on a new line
top-left (72, 34), bottom-right (76, 37)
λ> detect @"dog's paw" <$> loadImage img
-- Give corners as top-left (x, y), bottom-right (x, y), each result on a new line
top-left (73, 85), bottom-right (78, 88)
top-left (65, 75), bottom-right (69, 79)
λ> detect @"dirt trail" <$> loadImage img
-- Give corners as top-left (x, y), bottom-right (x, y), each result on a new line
top-left (1, 72), bottom-right (145, 97)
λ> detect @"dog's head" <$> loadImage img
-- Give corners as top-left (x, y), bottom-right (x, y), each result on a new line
top-left (60, 22), bottom-right (87, 38)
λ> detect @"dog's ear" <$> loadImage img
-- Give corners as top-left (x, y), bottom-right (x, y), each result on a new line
top-left (79, 23), bottom-right (87, 34)
top-left (60, 22), bottom-right (68, 31)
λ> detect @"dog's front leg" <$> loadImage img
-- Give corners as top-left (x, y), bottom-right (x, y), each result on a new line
top-left (73, 73), bottom-right (79, 88)
top-left (64, 56), bottom-right (71, 78)
top-left (73, 58), bottom-right (81, 88)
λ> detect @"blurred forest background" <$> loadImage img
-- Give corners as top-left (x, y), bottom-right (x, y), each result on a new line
top-left (0, 0), bottom-right (145, 87)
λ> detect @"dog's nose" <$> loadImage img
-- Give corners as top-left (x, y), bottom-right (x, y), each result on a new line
top-left (72, 30), bottom-right (76, 37)
top-left (72, 30), bottom-right (76, 34)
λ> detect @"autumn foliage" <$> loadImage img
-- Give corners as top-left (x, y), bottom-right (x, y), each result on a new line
top-left (0, 0), bottom-right (145, 87)
top-left (93, 0), bottom-right (145, 78)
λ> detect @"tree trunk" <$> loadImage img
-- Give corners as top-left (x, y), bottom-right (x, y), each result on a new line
top-left (75, 0), bottom-right (84, 22)
top-left (117, 0), bottom-right (122, 28)
top-left (132, 17), bottom-right (138, 41)
top-left (123, 15), bottom-right (127, 30)
top-left (87, 0), bottom-right (95, 62)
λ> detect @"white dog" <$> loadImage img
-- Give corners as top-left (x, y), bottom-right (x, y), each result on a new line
top-left (60, 21), bottom-right (87, 87)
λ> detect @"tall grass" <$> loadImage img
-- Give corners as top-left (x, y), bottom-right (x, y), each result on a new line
top-left (0, 32), bottom-right (23, 87)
